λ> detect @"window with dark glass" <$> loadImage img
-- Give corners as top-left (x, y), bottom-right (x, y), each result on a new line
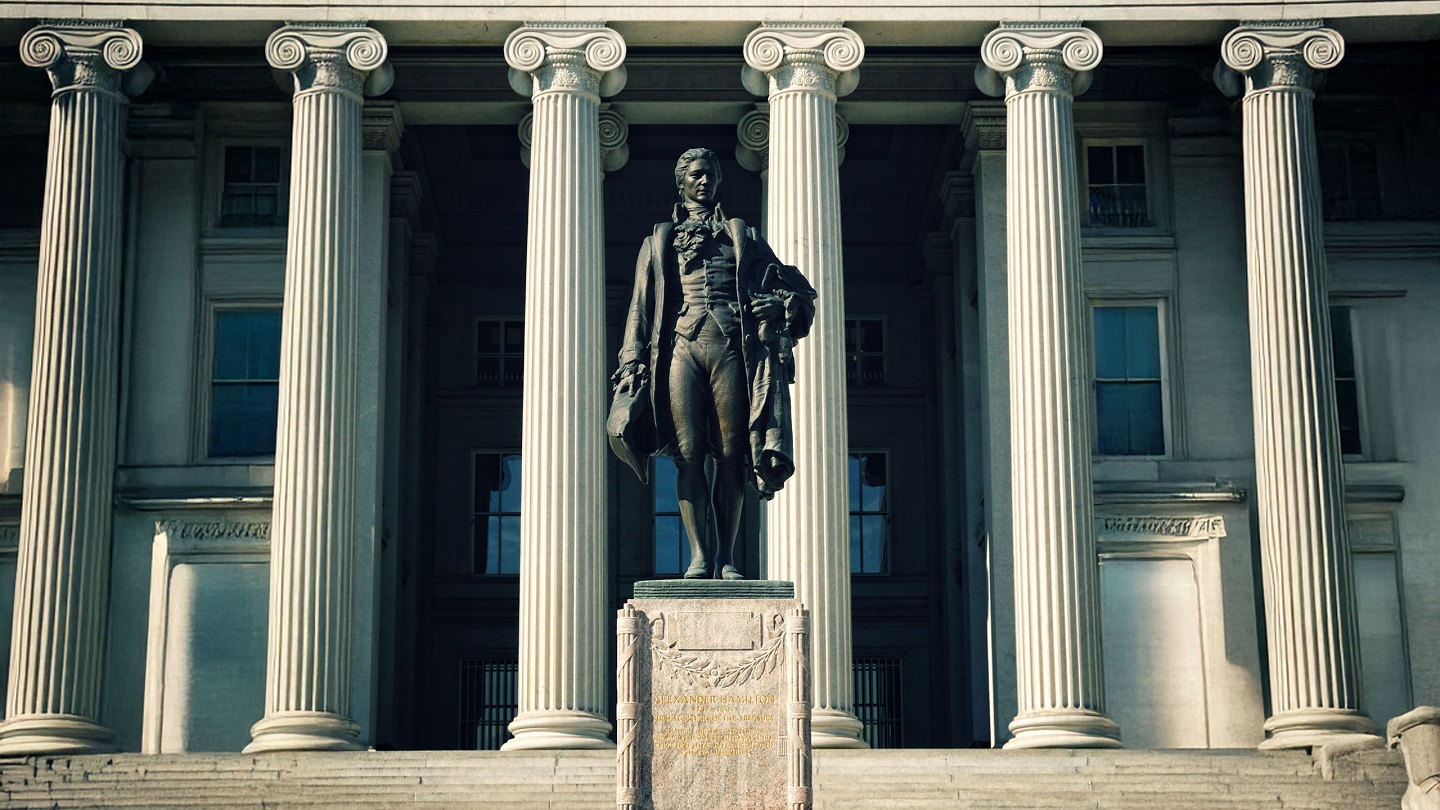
top-left (476, 320), bottom-right (524, 388)
top-left (1086, 144), bottom-right (1149, 227)
top-left (473, 453), bottom-right (522, 575)
top-left (220, 146), bottom-right (286, 228)
top-left (1320, 138), bottom-right (1382, 221)
top-left (849, 452), bottom-right (889, 575)
top-left (209, 308), bottom-right (282, 457)
top-left (1093, 305), bottom-right (1164, 456)
top-left (1331, 306), bottom-right (1362, 455)
top-left (844, 318), bottom-right (885, 387)
top-left (652, 460), bottom-right (686, 576)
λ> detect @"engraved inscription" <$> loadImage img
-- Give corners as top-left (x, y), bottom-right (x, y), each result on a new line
top-left (676, 611), bottom-right (758, 651)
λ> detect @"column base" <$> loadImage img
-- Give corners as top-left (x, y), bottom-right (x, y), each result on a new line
top-left (244, 711), bottom-right (364, 753)
top-left (1005, 709), bottom-right (1122, 749)
top-left (812, 708), bottom-right (869, 749)
top-left (0, 714), bottom-right (114, 755)
top-left (501, 710), bottom-right (615, 750)
top-left (1259, 708), bottom-right (1383, 751)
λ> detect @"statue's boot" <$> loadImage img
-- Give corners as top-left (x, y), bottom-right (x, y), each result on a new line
top-left (713, 461), bottom-right (746, 580)
top-left (677, 461), bottom-right (712, 578)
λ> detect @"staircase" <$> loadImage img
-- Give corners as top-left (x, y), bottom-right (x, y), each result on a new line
top-left (0, 747), bottom-right (1407, 809)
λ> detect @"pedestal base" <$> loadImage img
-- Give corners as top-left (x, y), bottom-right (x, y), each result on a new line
top-left (501, 710), bottom-right (614, 750)
top-left (0, 714), bottom-right (114, 755)
top-left (812, 707), bottom-right (869, 749)
top-left (1005, 709), bottom-right (1123, 749)
top-left (244, 711), bottom-right (364, 753)
top-left (1259, 707), bottom-right (1382, 751)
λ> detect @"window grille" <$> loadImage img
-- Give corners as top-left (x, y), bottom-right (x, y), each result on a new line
top-left (472, 453), bottom-right (522, 575)
top-left (853, 657), bottom-right (903, 749)
top-left (458, 659), bottom-right (517, 750)
top-left (209, 308), bottom-right (282, 457)
top-left (1092, 305), bottom-right (1164, 456)
top-left (476, 320), bottom-right (524, 388)
top-left (1086, 144), bottom-right (1149, 227)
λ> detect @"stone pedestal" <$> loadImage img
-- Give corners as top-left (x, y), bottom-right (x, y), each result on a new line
top-left (502, 23), bottom-right (626, 751)
top-left (1218, 21), bottom-right (1381, 751)
top-left (1389, 706), bottom-right (1440, 810)
top-left (620, 581), bottom-right (810, 810)
top-left (0, 22), bottom-right (148, 755)
top-left (246, 23), bottom-right (392, 754)
top-left (976, 23), bottom-right (1121, 750)
top-left (743, 22), bottom-right (867, 751)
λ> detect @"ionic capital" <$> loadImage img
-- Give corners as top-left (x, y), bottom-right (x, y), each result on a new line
top-left (1217, 21), bottom-right (1344, 95)
top-left (742, 23), bottom-right (864, 99)
top-left (505, 23), bottom-right (627, 99)
top-left (975, 24), bottom-right (1103, 98)
top-left (21, 21), bottom-right (149, 97)
top-left (518, 104), bottom-right (628, 172)
top-left (735, 103), bottom-right (770, 172)
top-left (266, 24), bottom-right (391, 99)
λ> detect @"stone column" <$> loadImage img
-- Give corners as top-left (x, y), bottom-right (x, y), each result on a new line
top-left (246, 23), bottom-right (391, 754)
top-left (1217, 21), bottom-right (1381, 751)
top-left (0, 22), bottom-right (148, 755)
top-left (502, 23), bottom-right (626, 751)
top-left (976, 23), bottom-right (1121, 749)
top-left (743, 22), bottom-right (867, 749)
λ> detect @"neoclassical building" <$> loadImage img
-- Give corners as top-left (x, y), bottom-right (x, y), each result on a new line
top-left (0, 0), bottom-right (1435, 762)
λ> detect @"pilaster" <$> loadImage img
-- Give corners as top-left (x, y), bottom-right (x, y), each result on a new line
top-left (245, 22), bottom-right (390, 754)
top-left (1218, 20), bottom-right (1382, 751)
top-left (978, 23), bottom-right (1121, 749)
top-left (502, 22), bottom-right (625, 751)
top-left (744, 22), bottom-right (867, 750)
top-left (0, 21), bottom-right (147, 755)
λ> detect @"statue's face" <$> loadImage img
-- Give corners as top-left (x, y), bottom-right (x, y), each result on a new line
top-left (680, 158), bottom-right (720, 206)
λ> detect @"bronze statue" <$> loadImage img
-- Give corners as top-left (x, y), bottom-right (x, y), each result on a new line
top-left (609, 148), bottom-right (816, 580)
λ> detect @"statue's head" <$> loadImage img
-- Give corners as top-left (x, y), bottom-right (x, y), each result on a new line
top-left (674, 147), bottom-right (722, 206)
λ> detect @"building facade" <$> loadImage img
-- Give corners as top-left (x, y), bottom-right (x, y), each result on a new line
top-left (0, 1), bottom-right (1436, 757)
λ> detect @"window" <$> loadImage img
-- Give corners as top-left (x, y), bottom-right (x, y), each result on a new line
top-left (844, 318), bottom-right (885, 387)
top-left (1320, 138), bottom-right (1382, 221)
top-left (457, 658), bottom-right (517, 750)
top-left (209, 308), bottom-right (282, 458)
top-left (849, 452), bottom-right (889, 575)
top-left (476, 320), bottom-right (524, 388)
top-left (472, 453), bottom-right (522, 575)
top-left (1093, 304), bottom-right (1165, 456)
top-left (1331, 306), bottom-right (1362, 456)
top-left (219, 146), bottom-right (286, 228)
top-left (853, 658), bottom-right (903, 749)
top-left (652, 460), bottom-right (686, 576)
top-left (1085, 143), bottom-right (1149, 228)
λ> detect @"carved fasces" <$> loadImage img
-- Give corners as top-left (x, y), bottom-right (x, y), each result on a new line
top-left (20, 22), bottom-right (149, 96)
top-left (1216, 21), bottom-right (1344, 95)
top-left (504, 23), bottom-right (627, 98)
top-left (742, 23), bottom-right (864, 98)
top-left (265, 23), bottom-right (391, 96)
top-left (975, 23), bottom-right (1103, 98)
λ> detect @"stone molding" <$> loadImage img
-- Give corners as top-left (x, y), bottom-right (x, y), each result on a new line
top-left (504, 23), bottom-right (627, 99)
top-left (1217, 21), bottom-right (1344, 95)
top-left (362, 101), bottom-right (404, 153)
top-left (20, 21), bottom-right (148, 97)
top-left (975, 23), bottom-right (1102, 98)
top-left (742, 23), bottom-right (864, 99)
top-left (266, 23), bottom-right (391, 98)
top-left (959, 101), bottom-right (1006, 170)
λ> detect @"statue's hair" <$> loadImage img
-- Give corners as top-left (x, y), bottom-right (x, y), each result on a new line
top-left (674, 148), bottom-right (723, 187)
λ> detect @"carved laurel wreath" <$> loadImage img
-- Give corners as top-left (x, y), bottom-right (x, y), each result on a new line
top-left (651, 633), bottom-right (785, 690)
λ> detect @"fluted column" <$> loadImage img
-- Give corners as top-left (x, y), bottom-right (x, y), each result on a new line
top-left (1218, 22), bottom-right (1381, 751)
top-left (246, 23), bottom-right (391, 754)
top-left (502, 23), bottom-right (626, 751)
top-left (0, 22), bottom-right (148, 755)
top-left (744, 22), bottom-right (867, 749)
top-left (976, 23), bottom-right (1120, 749)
